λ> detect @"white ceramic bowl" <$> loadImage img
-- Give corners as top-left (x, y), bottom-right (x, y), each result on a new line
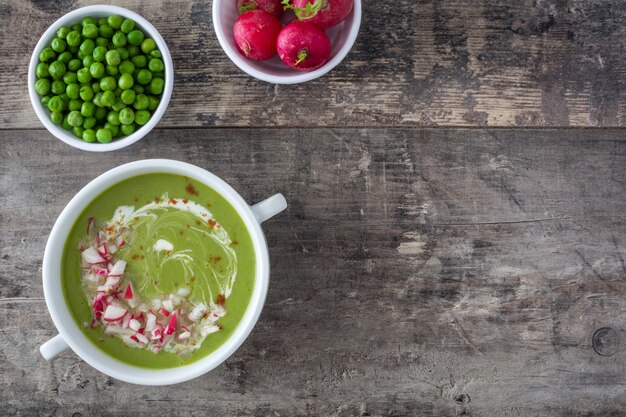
top-left (39, 159), bottom-right (287, 385)
top-left (28, 5), bottom-right (174, 152)
top-left (213, 0), bottom-right (362, 84)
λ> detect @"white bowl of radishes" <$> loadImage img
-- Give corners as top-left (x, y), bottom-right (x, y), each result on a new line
top-left (213, 0), bottom-right (361, 84)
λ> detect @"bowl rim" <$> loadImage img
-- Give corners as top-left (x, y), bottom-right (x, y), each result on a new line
top-left (212, 0), bottom-right (362, 84)
top-left (42, 159), bottom-right (271, 385)
top-left (28, 5), bottom-right (174, 152)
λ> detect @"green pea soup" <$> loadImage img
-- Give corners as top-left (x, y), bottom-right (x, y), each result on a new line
top-left (62, 173), bottom-right (255, 368)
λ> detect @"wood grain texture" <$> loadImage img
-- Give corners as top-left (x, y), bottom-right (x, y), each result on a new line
top-left (1, 128), bottom-right (625, 416)
top-left (1, 0), bottom-right (625, 128)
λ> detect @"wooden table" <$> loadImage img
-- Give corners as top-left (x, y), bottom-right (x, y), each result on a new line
top-left (1, 1), bottom-right (625, 416)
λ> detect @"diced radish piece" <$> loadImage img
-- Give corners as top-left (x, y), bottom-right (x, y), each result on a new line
top-left (129, 319), bottom-right (141, 331)
top-left (103, 305), bottom-right (127, 322)
top-left (159, 308), bottom-right (171, 317)
top-left (116, 235), bottom-right (125, 248)
top-left (145, 313), bottom-right (157, 332)
top-left (108, 260), bottom-right (126, 277)
top-left (123, 283), bottom-right (134, 300)
top-left (104, 325), bottom-right (133, 336)
top-left (93, 267), bottom-right (108, 276)
top-left (164, 313), bottom-right (177, 335)
top-left (107, 243), bottom-right (118, 254)
top-left (91, 319), bottom-right (99, 328)
top-left (176, 287), bottom-right (191, 297)
top-left (81, 247), bottom-right (105, 264)
top-left (137, 328), bottom-right (145, 334)
top-left (151, 298), bottom-right (162, 309)
top-left (85, 273), bottom-right (100, 283)
top-left (92, 294), bottom-right (107, 319)
top-left (169, 295), bottom-right (181, 306)
top-left (178, 331), bottom-right (191, 340)
top-left (135, 333), bottom-right (149, 344)
top-left (188, 303), bottom-right (208, 322)
top-left (201, 324), bottom-right (221, 336)
top-left (151, 326), bottom-right (163, 341)
top-left (135, 312), bottom-right (144, 320)
top-left (122, 313), bottom-right (132, 329)
top-left (162, 299), bottom-right (174, 312)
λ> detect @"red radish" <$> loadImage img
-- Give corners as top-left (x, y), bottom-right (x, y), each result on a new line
top-left (277, 22), bottom-right (331, 71)
top-left (159, 308), bottom-right (171, 317)
top-left (145, 313), bottom-right (157, 332)
top-left (151, 325), bottom-right (163, 341)
top-left (93, 294), bottom-right (107, 319)
top-left (103, 305), bottom-right (127, 322)
top-left (233, 10), bottom-right (282, 61)
top-left (135, 333), bottom-right (149, 344)
top-left (123, 283), bottom-right (134, 300)
top-left (129, 319), bottom-right (142, 331)
top-left (81, 247), bottom-right (105, 264)
top-left (164, 313), bottom-right (178, 335)
top-left (115, 236), bottom-right (125, 248)
top-left (108, 260), bottom-right (126, 276)
top-left (237, 0), bottom-right (283, 18)
top-left (122, 313), bottom-right (132, 329)
top-left (287, 0), bottom-right (353, 29)
top-left (178, 331), bottom-right (191, 340)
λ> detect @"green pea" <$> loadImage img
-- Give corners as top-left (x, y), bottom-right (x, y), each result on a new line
top-left (99, 24), bottom-right (114, 38)
top-left (82, 24), bottom-right (99, 39)
top-left (101, 90), bottom-right (116, 107)
top-left (68, 45), bottom-right (79, 54)
top-left (41, 95), bottom-right (51, 107)
top-left (79, 86), bottom-right (93, 101)
top-left (51, 80), bottom-right (66, 95)
top-left (93, 92), bottom-right (103, 107)
top-left (120, 19), bottom-right (135, 34)
top-left (66, 83), bottom-right (80, 99)
top-left (120, 123), bottom-right (136, 136)
top-left (68, 99), bottom-right (83, 112)
top-left (34, 78), bottom-right (51, 95)
top-left (118, 60), bottom-right (134, 75)
top-left (134, 110), bottom-right (150, 126)
top-left (148, 78), bottom-right (165, 95)
top-left (82, 16), bottom-right (96, 27)
top-left (48, 60), bottom-right (66, 80)
top-left (152, 71), bottom-right (165, 79)
top-left (112, 32), bottom-right (127, 47)
top-left (127, 29), bottom-right (144, 46)
top-left (67, 110), bottom-right (83, 127)
top-left (83, 116), bottom-right (96, 129)
top-left (108, 15), bottom-right (123, 30)
top-left (133, 94), bottom-right (149, 110)
top-left (117, 73), bottom-right (134, 90)
top-left (57, 51), bottom-right (72, 64)
top-left (90, 62), bottom-right (105, 78)
top-left (66, 31), bottom-right (81, 47)
top-left (93, 45), bottom-right (108, 62)
top-left (132, 84), bottom-right (144, 94)
top-left (51, 37), bottom-right (67, 53)
top-left (36, 63), bottom-right (49, 78)
top-left (100, 76), bottom-right (116, 91)
top-left (81, 101), bottom-right (96, 117)
top-left (131, 55), bottom-right (147, 68)
top-left (118, 107), bottom-right (135, 125)
top-left (39, 47), bottom-right (56, 62)
top-left (83, 128), bottom-right (96, 143)
top-left (82, 55), bottom-right (95, 68)
top-left (50, 111), bottom-right (63, 125)
top-left (73, 126), bottom-right (84, 138)
top-left (106, 111), bottom-right (120, 126)
top-left (136, 69), bottom-right (152, 85)
top-left (59, 93), bottom-right (70, 104)
top-left (47, 96), bottom-right (65, 113)
top-left (68, 58), bottom-right (82, 72)
top-left (121, 89), bottom-right (135, 105)
top-left (116, 47), bottom-right (130, 60)
top-left (105, 49), bottom-right (121, 66)
top-left (57, 26), bottom-right (70, 39)
top-left (150, 50), bottom-right (162, 59)
top-left (106, 65), bottom-right (119, 76)
top-left (96, 128), bottom-right (112, 143)
top-left (92, 82), bottom-right (101, 93)
top-left (98, 17), bottom-right (108, 26)
top-left (61, 114), bottom-right (72, 130)
top-left (77, 68), bottom-right (92, 83)
top-left (95, 37), bottom-right (109, 47)
top-left (147, 95), bottom-right (160, 111)
top-left (127, 45), bottom-right (140, 57)
top-left (80, 39), bottom-right (95, 56)
top-left (70, 23), bottom-right (82, 32)
top-left (63, 72), bottom-right (78, 85)
top-left (148, 58), bottom-right (164, 73)
top-left (104, 122), bottom-right (120, 137)
top-left (112, 99), bottom-right (127, 112)
top-left (94, 107), bottom-right (107, 120)
top-left (141, 38), bottom-right (156, 54)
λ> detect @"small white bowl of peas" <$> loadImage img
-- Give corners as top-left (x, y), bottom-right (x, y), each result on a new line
top-left (28, 5), bottom-right (173, 152)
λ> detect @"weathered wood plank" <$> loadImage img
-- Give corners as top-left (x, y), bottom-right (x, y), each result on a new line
top-left (1, 0), bottom-right (625, 128)
top-left (1, 128), bottom-right (625, 416)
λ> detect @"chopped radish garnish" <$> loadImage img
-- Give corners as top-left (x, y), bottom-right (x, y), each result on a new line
top-left (98, 243), bottom-right (108, 256)
top-left (201, 324), bottom-right (220, 336)
top-left (108, 260), bottom-right (126, 277)
top-left (164, 313), bottom-right (177, 335)
top-left (105, 326), bottom-right (133, 336)
top-left (116, 235), bottom-right (125, 248)
top-left (81, 247), bottom-right (105, 264)
top-left (135, 333), bottom-right (149, 344)
top-left (103, 305), bottom-right (127, 322)
top-left (151, 298), bottom-right (162, 309)
top-left (151, 326), bottom-right (163, 340)
top-left (107, 243), bottom-right (118, 254)
top-left (145, 313), bottom-right (157, 332)
top-left (129, 319), bottom-right (141, 331)
top-left (122, 312), bottom-right (132, 329)
top-left (159, 308), bottom-right (170, 317)
top-left (188, 303), bottom-right (208, 322)
top-left (93, 267), bottom-right (108, 276)
top-left (178, 331), bottom-right (191, 340)
top-left (153, 239), bottom-right (174, 252)
top-left (176, 287), bottom-right (191, 297)
top-left (123, 283), bottom-right (134, 300)
top-left (162, 299), bottom-right (174, 312)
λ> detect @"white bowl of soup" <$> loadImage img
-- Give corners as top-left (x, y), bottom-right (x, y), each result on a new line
top-left (39, 159), bottom-right (287, 385)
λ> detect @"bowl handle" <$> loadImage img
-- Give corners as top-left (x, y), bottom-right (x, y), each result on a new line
top-left (250, 194), bottom-right (287, 224)
top-left (40, 334), bottom-right (69, 361)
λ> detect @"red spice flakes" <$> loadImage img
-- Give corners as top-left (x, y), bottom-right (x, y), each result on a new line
top-left (168, 198), bottom-right (178, 205)
top-left (195, 220), bottom-right (201, 226)
top-left (154, 196), bottom-right (161, 203)
top-left (214, 256), bottom-right (221, 262)
top-left (139, 245), bottom-right (144, 250)
top-left (179, 230), bottom-right (184, 235)
top-left (216, 293), bottom-right (226, 305)
top-left (201, 213), bottom-right (207, 217)
top-left (185, 184), bottom-right (199, 196)
top-left (208, 219), bottom-right (217, 229)
top-left (182, 199), bottom-right (189, 204)
top-left (131, 254), bottom-right (139, 260)
top-left (133, 196), bottom-right (139, 202)
top-left (230, 240), bottom-right (238, 247)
